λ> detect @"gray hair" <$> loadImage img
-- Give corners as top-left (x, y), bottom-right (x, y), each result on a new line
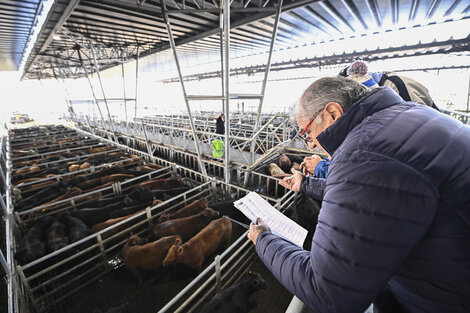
top-left (297, 76), bottom-right (369, 122)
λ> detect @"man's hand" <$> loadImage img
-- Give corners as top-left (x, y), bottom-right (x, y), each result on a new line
top-left (248, 217), bottom-right (271, 245)
top-left (278, 169), bottom-right (303, 192)
top-left (300, 155), bottom-right (322, 176)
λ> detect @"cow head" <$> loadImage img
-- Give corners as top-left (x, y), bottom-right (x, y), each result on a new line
top-left (245, 271), bottom-right (267, 292)
top-left (162, 242), bottom-right (185, 267)
top-left (126, 234), bottom-right (148, 246)
top-left (158, 213), bottom-right (170, 223)
top-left (202, 207), bottom-right (219, 219)
top-left (278, 154), bottom-right (292, 172)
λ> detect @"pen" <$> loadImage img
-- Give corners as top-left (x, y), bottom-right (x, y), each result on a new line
top-left (223, 215), bottom-right (250, 229)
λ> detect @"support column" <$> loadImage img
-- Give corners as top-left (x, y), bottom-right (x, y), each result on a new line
top-left (135, 45), bottom-right (140, 119)
top-left (161, 1), bottom-right (208, 177)
top-left (466, 70), bottom-right (470, 114)
top-left (77, 49), bottom-right (111, 141)
top-left (121, 58), bottom-right (128, 127)
top-left (250, 0), bottom-right (283, 163)
top-left (88, 41), bottom-right (119, 143)
top-left (223, 0), bottom-right (231, 185)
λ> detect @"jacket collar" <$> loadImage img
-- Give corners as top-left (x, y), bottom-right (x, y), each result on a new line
top-left (317, 87), bottom-right (403, 156)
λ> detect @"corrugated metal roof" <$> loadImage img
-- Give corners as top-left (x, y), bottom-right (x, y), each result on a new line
top-left (0, 0), bottom-right (44, 70)
top-left (17, 0), bottom-right (470, 79)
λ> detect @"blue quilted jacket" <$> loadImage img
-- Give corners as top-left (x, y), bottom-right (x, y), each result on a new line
top-left (256, 87), bottom-right (470, 313)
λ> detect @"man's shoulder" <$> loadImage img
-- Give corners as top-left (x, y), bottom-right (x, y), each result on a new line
top-left (334, 104), bottom-right (469, 185)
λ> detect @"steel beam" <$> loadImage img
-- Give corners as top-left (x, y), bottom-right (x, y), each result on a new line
top-left (121, 59), bottom-right (128, 127)
top-left (89, 40), bottom-right (119, 143)
top-left (223, 0), bottom-right (231, 185)
top-left (135, 46), bottom-right (140, 119)
top-left (467, 70), bottom-right (470, 113)
top-left (251, 0), bottom-right (283, 163)
top-left (161, 0), bottom-right (208, 177)
top-left (22, 0), bottom-right (81, 79)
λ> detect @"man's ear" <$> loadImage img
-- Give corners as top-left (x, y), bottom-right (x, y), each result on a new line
top-left (324, 102), bottom-right (344, 122)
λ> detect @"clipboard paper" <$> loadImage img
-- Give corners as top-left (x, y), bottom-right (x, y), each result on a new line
top-left (234, 192), bottom-right (307, 247)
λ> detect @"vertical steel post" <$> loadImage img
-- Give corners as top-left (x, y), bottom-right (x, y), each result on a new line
top-left (89, 40), bottom-right (119, 143)
top-left (160, 1), bottom-right (208, 177)
top-left (121, 58), bottom-right (128, 127)
top-left (77, 49), bottom-right (111, 140)
top-left (219, 14), bottom-right (225, 116)
top-left (250, 0), bottom-right (283, 163)
top-left (135, 45), bottom-right (140, 119)
top-left (4, 132), bottom-right (15, 313)
top-left (223, 0), bottom-right (231, 185)
top-left (141, 122), bottom-right (154, 158)
top-left (89, 41), bottom-right (119, 143)
top-left (466, 70), bottom-right (470, 114)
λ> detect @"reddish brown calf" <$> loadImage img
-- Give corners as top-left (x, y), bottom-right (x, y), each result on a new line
top-left (162, 217), bottom-right (232, 271)
top-left (122, 234), bottom-right (182, 282)
top-left (157, 198), bottom-right (208, 224)
top-left (153, 207), bottom-right (219, 241)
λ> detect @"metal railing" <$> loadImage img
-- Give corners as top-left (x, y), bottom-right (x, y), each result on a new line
top-left (441, 108), bottom-right (470, 125)
top-left (7, 124), bottom-right (306, 313)
top-left (69, 112), bottom-right (294, 166)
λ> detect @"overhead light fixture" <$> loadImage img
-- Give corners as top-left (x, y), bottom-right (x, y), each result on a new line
top-left (53, 35), bottom-right (62, 40)
top-left (19, 0), bottom-right (56, 74)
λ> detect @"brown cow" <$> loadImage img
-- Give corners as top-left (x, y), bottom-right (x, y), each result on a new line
top-left (278, 154), bottom-right (292, 173)
top-left (162, 217), bottom-right (232, 271)
top-left (79, 162), bottom-right (91, 170)
top-left (153, 207), bottom-right (219, 241)
top-left (91, 146), bottom-right (114, 154)
top-left (122, 234), bottom-right (182, 282)
top-left (69, 164), bottom-right (80, 172)
top-left (91, 210), bottom-right (145, 233)
top-left (136, 165), bottom-right (157, 173)
top-left (77, 174), bottom-right (134, 190)
top-left (158, 198), bottom-right (208, 224)
top-left (22, 180), bottom-right (57, 192)
top-left (140, 177), bottom-right (183, 190)
top-left (145, 163), bottom-right (165, 170)
top-left (37, 187), bottom-right (82, 210)
top-left (14, 166), bottom-right (40, 176)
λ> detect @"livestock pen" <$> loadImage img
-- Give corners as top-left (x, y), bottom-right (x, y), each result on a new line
top-left (6, 126), bottom-right (195, 312)
top-left (7, 125), bottom-right (297, 313)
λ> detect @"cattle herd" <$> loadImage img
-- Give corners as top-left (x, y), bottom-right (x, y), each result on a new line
top-left (8, 125), bottom-right (272, 313)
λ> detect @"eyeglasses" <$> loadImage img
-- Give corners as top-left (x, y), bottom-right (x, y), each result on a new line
top-left (300, 109), bottom-right (322, 136)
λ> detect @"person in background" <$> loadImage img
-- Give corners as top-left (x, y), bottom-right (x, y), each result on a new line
top-left (216, 113), bottom-right (225, 135)
top-left (345, 60), bottom-right (439, 109)
top-left (248, 76), bottom-right (470, 313)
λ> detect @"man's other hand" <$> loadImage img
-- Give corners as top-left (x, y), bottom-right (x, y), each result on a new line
top-left (279, 169), bottom-right (303, 192)
top-left (300, 155), bottom-right (322, 176)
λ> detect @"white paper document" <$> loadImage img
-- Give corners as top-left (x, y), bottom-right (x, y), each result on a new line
top-left (234, 192), bottom-right (307, 247)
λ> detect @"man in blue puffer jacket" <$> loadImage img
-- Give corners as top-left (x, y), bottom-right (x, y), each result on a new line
top-left (248, 77), bottom-right (470, 313)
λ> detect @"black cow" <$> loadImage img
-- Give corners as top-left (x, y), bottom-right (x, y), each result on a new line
top-left (70, 201), bottom-right (127, 227)
top-left (127, 186), bottom-right (154, 203)
top-left (16, 215), bottom-right (55, 264)
top-left (93, 302), bottom-right (129, 313)
top-left (46, 221), bottom-right (69, 252)
top-left (61, 215), bottom-right (91, 243)
top-left (16, 181), bottom-right (68, 211)
top-left (199, 271), bottom-right (267, 313)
